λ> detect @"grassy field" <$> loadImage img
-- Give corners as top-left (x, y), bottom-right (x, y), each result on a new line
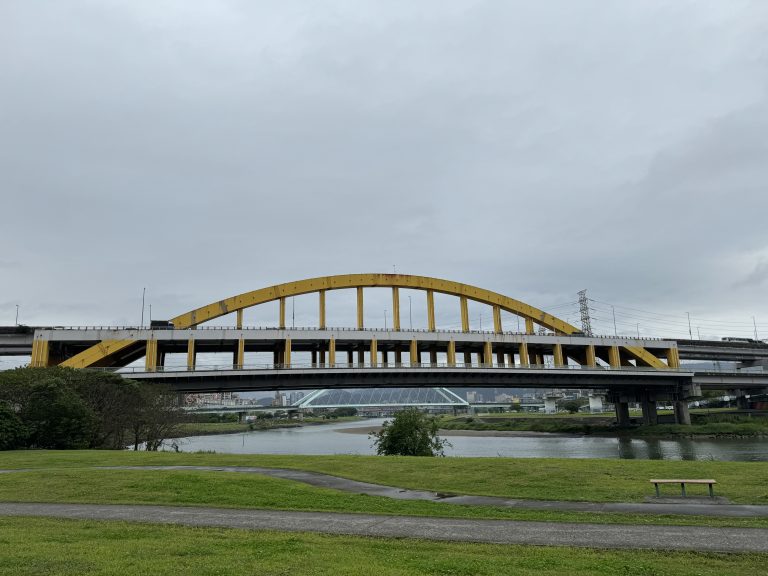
top-left (1, 451), bottom-right (768, 529)
top-left (1, 517), bottom-right (766, 576)
top-left (2, 451), bottom-right (766, 504)
top-left (2, 467), bottom-right (768, 529)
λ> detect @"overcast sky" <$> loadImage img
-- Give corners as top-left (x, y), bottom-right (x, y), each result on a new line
top-left (2, 0), bottom-right (768, 342)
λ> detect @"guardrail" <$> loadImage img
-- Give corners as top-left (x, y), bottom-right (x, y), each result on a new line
top-left (32, 325), bottom-right (672, 341)
top-left (87, 362), bottom-right (693, 375)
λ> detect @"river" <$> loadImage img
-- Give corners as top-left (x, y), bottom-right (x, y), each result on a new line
top-left (171, 418), bottom-right (768, 461)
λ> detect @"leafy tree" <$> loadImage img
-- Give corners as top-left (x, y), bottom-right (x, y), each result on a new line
top-left (0, 402), bottom-right (27, 450)
top-left (0, 367), bottom-right (185, 451)
top-left (21, 379), bottom-right (98, 449)
top-left (559, 398), bottom-right (587, 414)
top-left (370, 408), bottom-right (450, 456)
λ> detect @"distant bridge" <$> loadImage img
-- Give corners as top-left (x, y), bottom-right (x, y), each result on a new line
top-left (2, 273), bottom-right (767, 426)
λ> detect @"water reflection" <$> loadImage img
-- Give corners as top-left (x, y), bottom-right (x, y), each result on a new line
top-left (172, 418), bottom-right (768, 461)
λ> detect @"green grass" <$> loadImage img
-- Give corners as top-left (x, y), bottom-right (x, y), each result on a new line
top-left (1, 467), bottom-right (767, 529)
top-left (177, 422), bottom-right (252, 435)
top-left (1, 517), bottom-right (766, 576)
top-left (439, 414), bottom-right (768, 436)
top-left (2, 451), bottom-right (767, 504)
top-left (1, 452), bottom-right (768, 529)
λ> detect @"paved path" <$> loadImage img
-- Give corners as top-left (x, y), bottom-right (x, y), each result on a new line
top-left (2, 502), bottom-right (767, 552)
top-left (90, 465), bottom-right (768, 518)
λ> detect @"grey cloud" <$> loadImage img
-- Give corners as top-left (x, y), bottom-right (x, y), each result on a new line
top-left (1, 1), bottom-right (767, 340)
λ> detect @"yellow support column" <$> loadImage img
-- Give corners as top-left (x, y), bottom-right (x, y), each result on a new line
top-left (392, 287), bottom-right (401, 331)
top-left (586, 344), bottom-right (596, 368)
top-left (145, 339), bottom-right (158, 372)
top-left (319, 290), bottom-right (326, 329)
top-left (357, 287), bottom-right (364, 329)
top-left (608, 346), bottom-right (621, 368)
top-left (493, 305), bottom-right (502, 334)
top-left (329, 337), bottom-right (336, 366)
top-left (427, 290), bottom-right (436, 331)
top-left (667, 347), bottom-right (680, 369)
top-left (519, 342), bottom-right (529, 366)
top-left (187, 337), bottom-right (196, 370)
top-left (279, 297), bottom-right (286, 329)
top-left (30, 338), bottom-right (49, 367)
top-left (525, 318), bottom-right (534, 335)
top-left (460, 296), bottom-right (469, 332)
top-left (236, 338), bottom-right (245, 368)
top-left (447, 340), bottom-right (456, 366)
top-left (284, 338), bottom-right (292, 367)
top-left (554, 344), bottom-right (564, 368)
top-left (410, 339), bottom-right (419, 365)
top-left (483, 341), bottom-right (493, 366)
top-left (236, 309), bottom-right (243, 329)
top-left (370, 337), bottom-right (377, 367)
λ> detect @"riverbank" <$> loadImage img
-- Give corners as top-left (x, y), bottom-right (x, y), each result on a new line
top-left (435, 414), bottom-right (768, 439)
top-left (175, 417), bottom-right (362, 438)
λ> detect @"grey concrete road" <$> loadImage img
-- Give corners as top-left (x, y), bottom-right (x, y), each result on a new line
top-left (2, 502), bottom-right (768, 552)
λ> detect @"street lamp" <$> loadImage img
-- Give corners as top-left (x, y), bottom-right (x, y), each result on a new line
top-left (15, 305), bottom-right (19, 326)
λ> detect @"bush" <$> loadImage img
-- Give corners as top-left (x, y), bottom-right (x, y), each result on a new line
top-left (22, 379), bottom-right (98, 449)
top-left (370, 408), bottom-right (450, 456)
top-left (0, 367), bottom-right (184, 451)
top-left (0, 402), bottom-right (27, 450)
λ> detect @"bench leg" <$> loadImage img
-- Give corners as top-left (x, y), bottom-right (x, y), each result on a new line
top-left (709, 484), bottom-right (714, 498)
top-left (655, 483), bottom-right (660, 498)
top-left (681, 483), bottom-right (686, 497)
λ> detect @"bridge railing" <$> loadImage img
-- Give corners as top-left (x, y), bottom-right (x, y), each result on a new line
top-left (33, 325), bottom-right (671, 340)
top-left (84, 362), bottom-right (690, 375)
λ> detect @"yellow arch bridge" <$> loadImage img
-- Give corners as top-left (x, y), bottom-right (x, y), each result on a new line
top-left (25, 273), bottom-right (766, 425)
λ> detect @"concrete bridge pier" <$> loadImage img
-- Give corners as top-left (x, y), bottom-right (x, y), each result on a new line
top-left (673, 401), bottom-right (691, 425)
top-left (614, 401), bottom-right (631, 427)
top-left (640, 393), bottom-right (658, 426)
top-left (732, 389), bottom-right (750, 410)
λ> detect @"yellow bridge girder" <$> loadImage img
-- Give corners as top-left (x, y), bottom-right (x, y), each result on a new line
top-left (59, 273), bottom-right (668, 369)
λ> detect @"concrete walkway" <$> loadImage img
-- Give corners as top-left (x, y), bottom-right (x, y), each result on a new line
top-left (90, 465), bottom-right (768, 518)
top-left (2, 502), bottom-right (767, 552)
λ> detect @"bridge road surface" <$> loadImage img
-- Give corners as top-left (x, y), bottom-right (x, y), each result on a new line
top-left (2, 503), bottom-right (767, 553)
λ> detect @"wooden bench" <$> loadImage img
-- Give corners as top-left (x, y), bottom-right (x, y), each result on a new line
top-left (650, 479), bottom-right (716, 498)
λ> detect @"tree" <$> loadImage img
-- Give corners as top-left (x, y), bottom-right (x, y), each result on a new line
top-left (0, 402), bottom-right (27, 450)
top-left (559, 399), bottom-right (587, 414)
top-left (0, 367), bottom-right (185, 451)
top-left (21, 379), bottom-right (98, 449)
top-left (370, 408), bottom-right (450, 456)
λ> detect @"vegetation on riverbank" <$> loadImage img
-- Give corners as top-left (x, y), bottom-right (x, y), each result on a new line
top-left (4, 517), bottom-right (765, 576)
top-left (438, 412), bottom-right (768, 437)
top-left (176, 416), bottom-right (362, 438)
top-left (0, 368), bottom-right (183, 450)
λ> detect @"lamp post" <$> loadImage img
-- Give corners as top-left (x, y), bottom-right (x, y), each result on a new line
top-left (141, 287), bottom-right (146, 327)
top-left (15, 305), bottom-right (19, 326)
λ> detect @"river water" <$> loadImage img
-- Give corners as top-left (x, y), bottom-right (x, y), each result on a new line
top-left (172, 418), bottom-right (768, 461)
